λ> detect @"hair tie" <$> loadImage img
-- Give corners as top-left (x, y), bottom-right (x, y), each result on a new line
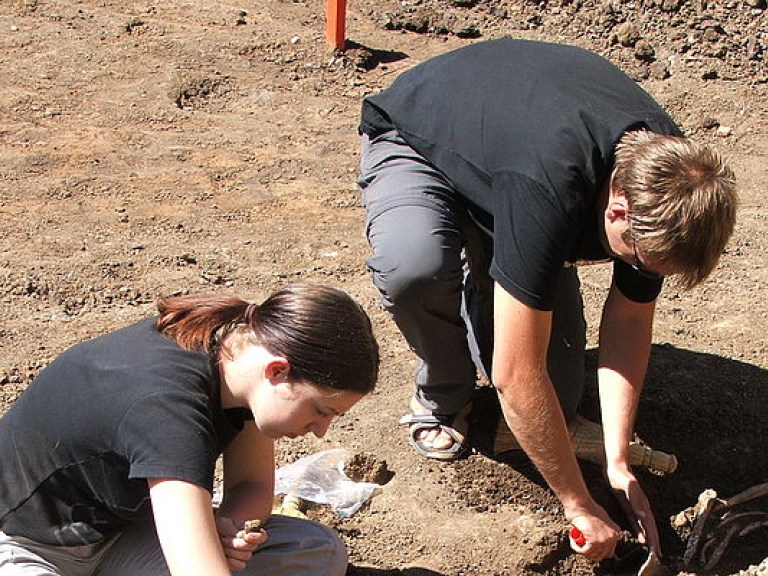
top-left (244, 302), bottom-right (259, 324)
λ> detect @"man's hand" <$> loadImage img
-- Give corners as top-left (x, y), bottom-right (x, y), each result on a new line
top-left (607, 465), bottom-right (661, 556)
top-left (216, 515), bottom-right (268, 572)
top-left (568, 509), bottom-right (622, 561)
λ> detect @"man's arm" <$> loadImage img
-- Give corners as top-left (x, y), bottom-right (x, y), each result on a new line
top-left (492, 283), bottom-right (620, 561)
top-left (597, 282), bottom-right (661, 553)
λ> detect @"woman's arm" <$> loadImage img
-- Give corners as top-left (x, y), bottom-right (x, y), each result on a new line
top-left (218, 419), bottom-right (276, 524)
top-left (147, 422), bottom-right (275, 574)
top-left (214, 420), bottom-right (277, 569)
top-left (148, 478), bottom-right (265, 575)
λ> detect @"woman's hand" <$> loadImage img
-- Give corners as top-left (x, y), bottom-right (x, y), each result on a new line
top-left (215, 515), bottom-right (269, 572)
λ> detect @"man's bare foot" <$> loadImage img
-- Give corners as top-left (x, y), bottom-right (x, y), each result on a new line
top-left (416, 426), bottom-right (459, 450)
top-left (398, 396), bottom-right (471, 460)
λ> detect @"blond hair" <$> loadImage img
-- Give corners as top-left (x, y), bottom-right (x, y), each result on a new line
top-left (613, 130), bottom-right (737, 289)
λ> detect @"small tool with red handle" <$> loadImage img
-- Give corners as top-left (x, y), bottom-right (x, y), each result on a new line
top-left (570, 527), bottom-right (587, 546)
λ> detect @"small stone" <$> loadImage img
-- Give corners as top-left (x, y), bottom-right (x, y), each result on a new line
top-left (660, 0), bottom-right (682, 11)
top-left (634, 39), bottom-right (656, 62)
top-left (616, 21), bottom-right (641, 46)
top-left (648, 61), bottom-right (670, 79)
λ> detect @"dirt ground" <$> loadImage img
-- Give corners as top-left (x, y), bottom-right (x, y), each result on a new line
top-left (1, 0), bottom-right (767, 574)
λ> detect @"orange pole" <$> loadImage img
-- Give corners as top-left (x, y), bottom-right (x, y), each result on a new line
top-left (326, 0), bottom-right (346, 50)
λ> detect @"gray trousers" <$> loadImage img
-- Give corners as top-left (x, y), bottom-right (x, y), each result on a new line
top-left (358, 130), bottom-right (586, 421)
top-left (0, 515), bottom-right (347, 576)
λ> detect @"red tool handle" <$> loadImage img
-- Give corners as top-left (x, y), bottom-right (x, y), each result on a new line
top-left (570, 527), bottom-right (587, 547)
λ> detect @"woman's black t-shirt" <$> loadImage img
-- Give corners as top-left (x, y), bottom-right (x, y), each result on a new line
top-left (0, 318), bottom-right (249, 546)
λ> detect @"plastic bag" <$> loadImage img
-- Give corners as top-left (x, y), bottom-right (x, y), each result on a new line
top-left (274, 449), bottom-right (382, 517)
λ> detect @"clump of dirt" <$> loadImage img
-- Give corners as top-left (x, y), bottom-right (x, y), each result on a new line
top-left (346, 452), bottom-right (396, 486)
top-left (174, 75), bottom-right (233, 110)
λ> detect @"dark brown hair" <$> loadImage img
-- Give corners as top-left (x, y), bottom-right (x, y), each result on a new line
top-left (156, 284), bottom-right (379, 394)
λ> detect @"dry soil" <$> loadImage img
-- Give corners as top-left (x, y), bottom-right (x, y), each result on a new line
top-left (1, 0), bottom-right (767, 575)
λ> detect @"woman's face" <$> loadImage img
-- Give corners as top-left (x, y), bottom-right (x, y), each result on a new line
top-left (218, 339), bottom-right (364, 440)
top-left (255, 381), bottom-right (364, 440)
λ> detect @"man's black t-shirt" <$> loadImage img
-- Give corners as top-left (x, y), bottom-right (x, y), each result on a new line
top-left (0, 318), bottom-right (249, 546)
top-left (361, 38), bottom-right (681, 310)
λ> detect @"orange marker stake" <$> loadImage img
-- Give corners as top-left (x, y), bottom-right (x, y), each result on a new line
top-left (570, 527), bottom-right (587, 547)
top-left (326, 0), bottom-right (347, 50)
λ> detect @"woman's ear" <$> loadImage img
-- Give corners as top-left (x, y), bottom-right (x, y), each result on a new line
top-left (264, 358), bottom-right (290, 383)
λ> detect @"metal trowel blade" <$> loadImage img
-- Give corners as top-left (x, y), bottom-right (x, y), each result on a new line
top-left (638, 551), bottom-right (663, 576)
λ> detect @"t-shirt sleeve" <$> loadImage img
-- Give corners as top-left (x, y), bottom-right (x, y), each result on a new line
top-left (117, 389), bottom-right (217, 491)
top-left (488, 171), bottom-right (581, 311)
top-left (613, 259), bottom-right (664, 302)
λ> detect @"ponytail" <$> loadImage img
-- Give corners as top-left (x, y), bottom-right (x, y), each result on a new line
top-left (156, 284), bottom-right (379, 394)
top-left (156, 293), bottom-right (247, 354)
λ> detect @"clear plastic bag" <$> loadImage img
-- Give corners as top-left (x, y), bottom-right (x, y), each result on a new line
top-left (274, 449), bottom-right (382, 517)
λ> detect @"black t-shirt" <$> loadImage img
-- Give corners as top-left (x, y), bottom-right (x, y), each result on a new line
top-left (361, 38), bottom-right (680, 310)
top-left (0, 318), bottom-right (250, 546)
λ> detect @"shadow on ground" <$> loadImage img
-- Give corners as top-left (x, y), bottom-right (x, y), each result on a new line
top-left (467, 344), bottom-right (768, 573)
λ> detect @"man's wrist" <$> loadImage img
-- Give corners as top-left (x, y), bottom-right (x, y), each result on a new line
top-left (562, 498), bottom-right (601, 523)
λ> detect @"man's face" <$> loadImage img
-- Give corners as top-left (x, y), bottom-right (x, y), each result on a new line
top-left (602, 193), bottom-right (667, 279)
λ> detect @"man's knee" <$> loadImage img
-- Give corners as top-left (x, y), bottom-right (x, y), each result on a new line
top-left (370, 242), bottom-right (462, 309)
